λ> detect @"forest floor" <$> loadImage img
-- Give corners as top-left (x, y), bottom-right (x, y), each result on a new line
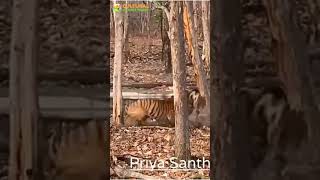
top-left (111, 126), bottom-right (210, 179)
top-left (110, 36), bottom-right (210, 179)
top-left (110, 35), bottom-right (197, 91)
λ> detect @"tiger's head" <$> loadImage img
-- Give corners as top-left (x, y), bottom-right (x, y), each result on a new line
top-left (188, 89), bottom-right (206, 113)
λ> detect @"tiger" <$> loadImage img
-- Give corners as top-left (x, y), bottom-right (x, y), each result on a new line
top-left (124, 89), bottom-right (206, 127)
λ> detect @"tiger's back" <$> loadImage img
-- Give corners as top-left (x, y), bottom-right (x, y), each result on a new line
top-left (124, 99), bottom-right (175, 127)
top-left (124, 89), bottom-right (205, 127)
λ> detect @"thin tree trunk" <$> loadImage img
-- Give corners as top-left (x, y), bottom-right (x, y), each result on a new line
top-left (168, 1), bottom-right (191, 161)
top-left (140, 12), bottom-right (145, 34)
top-left (201, 1), bottom-right (210, 72)
top-left (147, 1), bottom-right (151, 51)
top-left (22, 0), bottom-right (40, 179)
top-left (8, 0), bottom-right (24, 179)
top-left (123, 0), bottom-right (129, 63)
top-left (9, 0), bottom-right (40, 179)
top-left (161, 10), bottom-right (172, 73)
top-left (156, 2), bottom-right (172, 73)
top-left (161, 10), bottom-right (164, 62)
top-left (112, 0), bottom-right (125, 126)
top-left (183, 2), bottom-right (210, 105)
top-left (110, 2), bottom-right (114, 38)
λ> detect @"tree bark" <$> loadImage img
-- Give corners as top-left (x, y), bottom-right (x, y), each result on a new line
top-left (110, 2), bottom-right (114, 37)
top-left (147, 1), bottom-right (151, 51)
top-left (112, 0), bottom-right (125, 126)
top-left (193, 1), bottom-right (198, 33)
top-left (123, 0), bottom-right (130, 64)
top-left (264, 0), bottom-right (320, 142)
top-left (9, 0), bottom-right (40, 179)
top-left (262, 0), bottom-right (320, 178)
top-left (22, 0), bottom-right (40, 179)
top-left (161, 10), bottom-right (172, 73)
top-left (8, 0), bottom-right (24, 179)
top-left (183, 2), bottom-right (210, 105)
top-left (168, 1), bottom-right (191, 161)
top-left (201, 1), bottom-right (210, 72)
top-left (213, 0), bottom-right (249, 180)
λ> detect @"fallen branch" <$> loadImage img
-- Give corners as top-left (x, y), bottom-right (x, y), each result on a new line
top-left (111, 91), bottom-right (174, 99)
top-left (121, 82), bottom-right (196, 89)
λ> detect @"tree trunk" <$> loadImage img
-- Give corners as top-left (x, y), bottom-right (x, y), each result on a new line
top-left (161, 10), bottom-right (172, 73)
top-left (140, 12), bottom-right (145, 34)
top-left (213, 0), bottom-right (249, 180)
top-left (264, 0), bottom-right (320, 141)
top-left (9, 0), bottom-right (40, 179)
top-left (183, 2), bottom-right (210, 105)
top-left (8, 0), bottom-right (24, 179)
top-left (22, 0), bottom-right (40, 179)
top-left (147, 1), bottom-right (151, 51)
top-left (262, 0), bottom-right (320, 178)
top-left (112, 0), bottom-right (125, 127)
top-left (201, 1), bottom-right (210, 72)
top-left (168, 1), bottom-right (191, 161)
top-left (110, 3), bottom-right (114, 37)
top-left (123, 0), bottom-right (130, 64)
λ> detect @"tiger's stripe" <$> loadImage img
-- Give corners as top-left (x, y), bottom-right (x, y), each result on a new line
top-left (124, 89), bottom-right (204, 127)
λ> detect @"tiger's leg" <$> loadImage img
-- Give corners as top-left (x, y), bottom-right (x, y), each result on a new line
top-left (124, 107), bottom-right (149, 126)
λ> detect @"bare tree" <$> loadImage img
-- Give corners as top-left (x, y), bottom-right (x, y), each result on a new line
top-left (160, 8), bottom-right (172, 73)
top-left (201, 1), bottom-right (210, 70)
top-left (147, 1), bottom-right (152, 51)
top-left (9, 0), bottom-right (40, 179)
top-left (123, 0), bottom-right (130, 63)
top-left (110, 2), bottom-right (114, 38)
top-left (183, 2), bottom-right (210, 105)
top-left (8, 0), bottom-right (24, 178)
top-left (112, 0), bottom-right (125, 126)
top-left (22, 0), bottom-right (40, 179)
top-left (168, 1), bottom-right (191, 160)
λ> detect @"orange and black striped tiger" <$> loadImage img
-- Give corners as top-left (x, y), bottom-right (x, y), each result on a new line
top-left (124, 89), bottom-right (206, 127)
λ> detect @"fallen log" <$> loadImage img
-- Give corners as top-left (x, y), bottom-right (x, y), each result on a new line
top-left (110, 91), bottom-right (174, 99)
top-left (123, 82), bottom-right (196, 88)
